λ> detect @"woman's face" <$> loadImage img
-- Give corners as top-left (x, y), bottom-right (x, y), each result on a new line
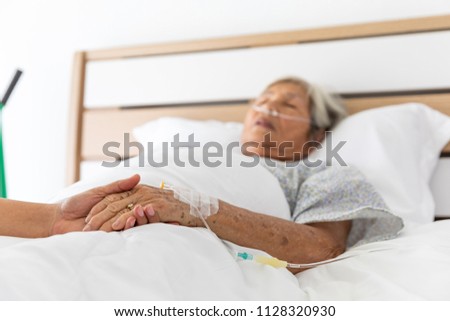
top-left (240, 82), bottom-right (313, 161)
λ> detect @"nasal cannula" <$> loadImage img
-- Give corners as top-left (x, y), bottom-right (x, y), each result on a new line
top-left (251, 104), bottom-right (313, 124)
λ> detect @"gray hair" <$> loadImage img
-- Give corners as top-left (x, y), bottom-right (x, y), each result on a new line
top-left (266, 77), bottom-right (348, 134)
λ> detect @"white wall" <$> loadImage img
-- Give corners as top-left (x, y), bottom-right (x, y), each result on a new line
top-left (1, 0), bottom-right (450, 202)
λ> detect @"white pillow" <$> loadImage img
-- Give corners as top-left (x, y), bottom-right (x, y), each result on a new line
top-left (133, 117), bottom-right (243, 150)
top-left (312, 103), bottom-right (450, 224)
top-left (55, 117), bottom-right (294, 221)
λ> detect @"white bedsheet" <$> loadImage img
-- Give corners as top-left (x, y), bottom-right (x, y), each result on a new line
top-left (1, 219), bottom-right (449, 300)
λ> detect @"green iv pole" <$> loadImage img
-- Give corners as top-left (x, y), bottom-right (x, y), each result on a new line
top-left (0, 70), bottom-right (23, 198)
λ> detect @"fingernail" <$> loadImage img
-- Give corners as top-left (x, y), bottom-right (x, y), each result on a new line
top-left (112, 220), bottom-right (119, 229)
top-left (136, 205), bottom-right (145, 217)
top-left (145, 205), bottom-right (155, 216)
top-left (85, 216), bottom-right (90, 223)
top-left (83, 224), bottom-right (91, 232)
top-left (127, 217), bottom-right (136, 228)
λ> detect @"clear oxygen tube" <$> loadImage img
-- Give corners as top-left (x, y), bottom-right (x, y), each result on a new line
top-left (159, 181), bottom-right (390, 270)
top-left (251, 104), bottom-right (312, 124)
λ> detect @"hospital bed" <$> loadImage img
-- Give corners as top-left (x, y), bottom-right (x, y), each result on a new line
top-left (1, 14), bottom-right (450, 300)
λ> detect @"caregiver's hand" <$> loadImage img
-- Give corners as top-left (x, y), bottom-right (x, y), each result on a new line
top-left (51, 174), bottom-right (141, 235)
top-left (83, 185), bottom-right (195, 232)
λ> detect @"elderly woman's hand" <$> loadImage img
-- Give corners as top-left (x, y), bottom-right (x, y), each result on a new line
top-left (83, 185), bottom-right (200, 232)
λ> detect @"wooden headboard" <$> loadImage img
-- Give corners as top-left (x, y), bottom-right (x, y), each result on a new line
top-left (67, 14), bottom-right (450, 185)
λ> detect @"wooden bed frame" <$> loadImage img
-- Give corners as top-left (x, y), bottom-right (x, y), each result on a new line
top-left (67, 14), bottom-right (450, 185)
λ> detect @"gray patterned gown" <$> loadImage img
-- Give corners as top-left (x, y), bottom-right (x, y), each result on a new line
top-left (259, 158), bottom-right (404, 248)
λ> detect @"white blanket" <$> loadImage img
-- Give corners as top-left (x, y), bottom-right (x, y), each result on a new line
top-left (1, 152), bottom-right (449, 300)
top-left (1, 220), bottom-right (449, 300)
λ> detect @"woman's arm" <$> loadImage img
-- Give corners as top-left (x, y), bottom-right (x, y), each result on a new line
top-left (85, 185), bottom-right (351, 273)
top-left (207, 201), bottom-right (351, 273)
top-left (0, 175), bottom-right (140, 238)
top-left (0, 199), bottom-right (58, 238)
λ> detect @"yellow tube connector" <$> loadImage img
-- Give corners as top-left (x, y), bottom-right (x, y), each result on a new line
top-left (254, 255), bottom-right (288, 268)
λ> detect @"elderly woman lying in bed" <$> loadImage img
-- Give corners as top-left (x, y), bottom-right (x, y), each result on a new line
top-left (83, 77), bottom-right (403, 273)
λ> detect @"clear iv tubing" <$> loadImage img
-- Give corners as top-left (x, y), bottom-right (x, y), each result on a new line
top-left (162, 182), bottom-right (386, 270)
top-left (251, 105), bottom-right (312, 124)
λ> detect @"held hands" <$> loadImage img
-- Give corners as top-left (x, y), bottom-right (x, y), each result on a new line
top-left (83, 184), bottom-right (202, 232)
top-left (51, 175), bottom-right (141, 235)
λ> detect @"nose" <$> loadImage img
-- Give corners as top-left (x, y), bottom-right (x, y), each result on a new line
top-left (251, 105), bottom-right (280, 118)
top-left (258, 96), bottom-right (282, 114)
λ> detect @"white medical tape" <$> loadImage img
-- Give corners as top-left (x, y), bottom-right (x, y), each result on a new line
top-left (171, 186), bottom-right (219, 219)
